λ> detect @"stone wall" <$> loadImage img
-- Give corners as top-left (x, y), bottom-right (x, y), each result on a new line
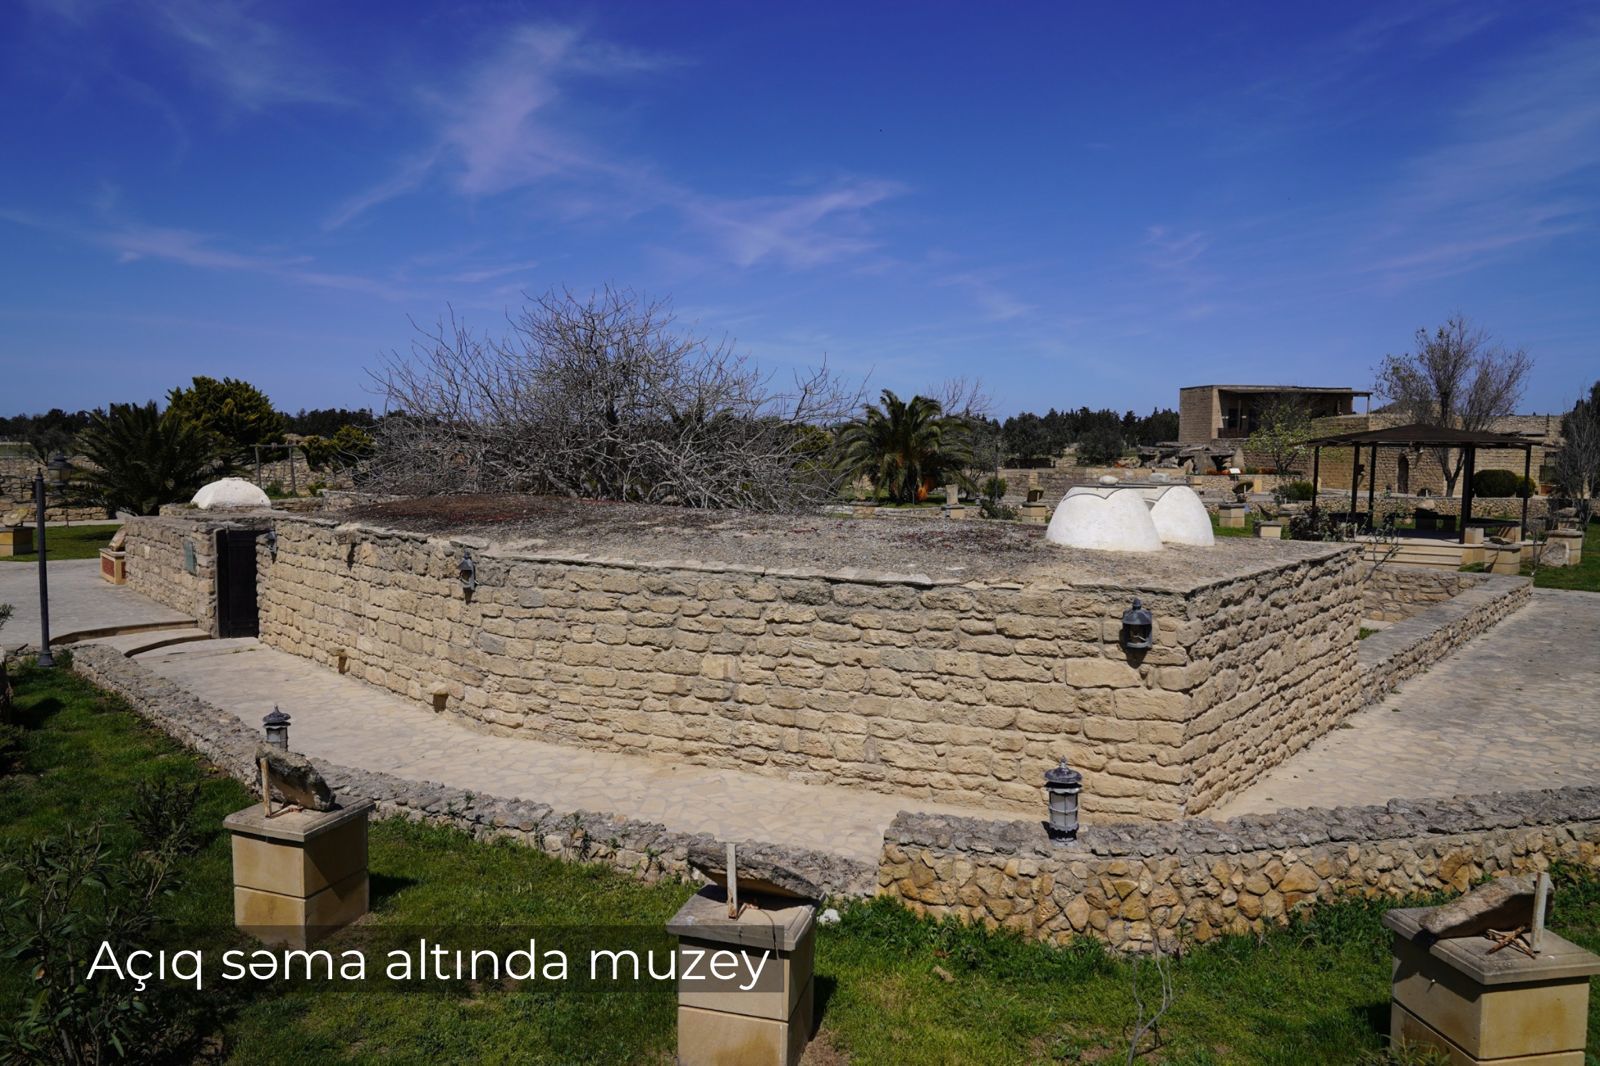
top-left (124, 512), bottom-right (273, 635)
top-left (1361, 565), bottom-right (1484, 622)
top-left (879, 790), bottom-right (1600, 951)
top-left (122, 514), bottom-right (1368, 822)
top-left (1356, 574), bottom-right (1531, 706)
top-left (68, 644), bottom-right (873, 896)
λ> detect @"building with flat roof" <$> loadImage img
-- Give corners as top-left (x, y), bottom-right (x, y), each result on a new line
top-left (1178, 385), bottom-right (1370, 445)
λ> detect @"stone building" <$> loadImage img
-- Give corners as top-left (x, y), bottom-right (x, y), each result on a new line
top-left (1177, 385), bottom-right (1369, 445)
top-left (1176, 384), bottom-right (1560, 496)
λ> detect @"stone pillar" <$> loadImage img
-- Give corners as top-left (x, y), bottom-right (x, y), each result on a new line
top-left (1217, 503), bottom-right (1246, 529)
top-left (225, 798), bottom-right (373, 949)
top-left (1253, 520), bottom-right (1283, 540)
top-left (941, 484), bottom-right (967, 520)
top-left (668, 886), bottom-right (816, 1066)
top-left (1383, 907), bottom-right (1599, 1064)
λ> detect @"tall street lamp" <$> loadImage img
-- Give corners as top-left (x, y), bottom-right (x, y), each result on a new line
top-left (33, 471), bottom-right (53, 668)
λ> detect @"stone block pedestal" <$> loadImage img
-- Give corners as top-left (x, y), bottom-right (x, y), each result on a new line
top-left (1383, 907), bottom-right (1599, 1064)
top-left (0, 526), bottom-right (34, 557)
top-left (1019, 501), bottom-right (1050, 524)
top-left (668, 886), bottom-right (816, 1066)
top-left (1218, 504), bottom-right (1246, 529)
top-left (224, 799), bottom-right (373, 949)
top-left (99, 548), bottom-right (127, 584)
top-left (1253, 521), bottom-right (1283, 539)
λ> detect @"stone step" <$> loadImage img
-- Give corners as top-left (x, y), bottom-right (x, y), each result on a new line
top-left (92, 627), bottom-right (215, 658)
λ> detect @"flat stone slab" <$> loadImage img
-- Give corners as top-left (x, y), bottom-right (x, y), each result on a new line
top-left (688, 841), bottom-right (825, 902)
top-left (668, 886), bottom-right (815, 953)
top-left (1384, 906), bottom-right (1600, 986)
top-left (224, 797), bottom-right (374, 844)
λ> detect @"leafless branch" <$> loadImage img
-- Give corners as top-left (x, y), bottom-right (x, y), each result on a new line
top-left (364, 287), bottom-right (860, 511)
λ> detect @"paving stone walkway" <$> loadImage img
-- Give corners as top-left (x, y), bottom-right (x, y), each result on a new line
top-left (1, 559), bottom-right (192, 652)
top-left (132, 638), bottom-right (1005, 865)
top-left (1214, 589), bottom-right (1600, 818)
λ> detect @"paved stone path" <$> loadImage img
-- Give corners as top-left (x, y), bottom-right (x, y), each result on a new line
top-left (1214, 589), bottom-right (1600, 818)
top-left (1, 559), bottom-right (192, 652)
top-left (133, 638), bottom-right (1005, 865)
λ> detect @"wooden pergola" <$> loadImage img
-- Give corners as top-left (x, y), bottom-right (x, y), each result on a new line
top-left (1303, 423), bottom-right (1537, 543)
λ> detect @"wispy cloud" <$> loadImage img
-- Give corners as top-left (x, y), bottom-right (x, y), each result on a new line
top-left (936, 272), bottom-right (1033, 321)
top-left (329, 22), bottom-right (903, 271)
top-left (1363, 17), bottom-right (1600, 284)
top-left (145, 0), bottom-right (345, 111)
top-left (0, 209), bottom-right (407, 299)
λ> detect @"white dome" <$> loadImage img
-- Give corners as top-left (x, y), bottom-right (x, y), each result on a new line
top-left (1147, 485), bottom-right (1215, 546)
top-left (1045, 488), bottom-right (1164, 552)
top-left (192, 478), bottom-right (271, 510)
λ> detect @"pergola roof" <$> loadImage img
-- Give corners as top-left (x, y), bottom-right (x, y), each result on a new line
top-left (1304, 422), bottom-right (1533, 448)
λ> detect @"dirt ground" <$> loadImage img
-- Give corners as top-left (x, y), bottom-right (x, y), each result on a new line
top-left (335, 494), bottom-right (1348, 590)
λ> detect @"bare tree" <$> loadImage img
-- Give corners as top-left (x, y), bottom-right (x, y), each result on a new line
top-left (1373, 315), bottom-right (1533, 496)
top-left (366, 287), bottom-right (859, 510)
top-left (1554, 380), bottom-right (1600, 523)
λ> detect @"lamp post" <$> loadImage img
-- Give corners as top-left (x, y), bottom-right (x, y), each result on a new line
top-left (33, 472), bottom-right (53, 668)
top-left (1043, 758), bottom-right (1083, 841)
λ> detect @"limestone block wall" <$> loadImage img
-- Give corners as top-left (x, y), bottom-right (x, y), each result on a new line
top-left (880, 790), bottom-right (1600, 951)
top-left (124, 513), bottom-right (274, 635)
top-left (248, 517), bottom-right (1362, 821)
top-left (125, 515), bottom-right (221, 633)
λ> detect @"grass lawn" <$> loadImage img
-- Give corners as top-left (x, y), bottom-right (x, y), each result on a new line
top-left (3, 663), bottom-right (1597, 1064)
top-left (0, 522), bottom-right (122, 563)
top-left (1525, 520), bottom-right (1600, 593)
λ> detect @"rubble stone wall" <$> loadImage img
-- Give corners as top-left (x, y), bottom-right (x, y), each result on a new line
top-left (879, 792), bottom-right (1600, 951)
top-left (1361, 565), bottom-right (1484, 622)
top-left (1356, 574), bottom-right (1530, 705)
top-left (222, 517), bottom-right (1363, 820)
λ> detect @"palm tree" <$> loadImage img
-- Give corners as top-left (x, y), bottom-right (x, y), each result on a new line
top-left (837, 389), bottom-right (974, 504)
top-left (76, 402), bottom-right (223, 515)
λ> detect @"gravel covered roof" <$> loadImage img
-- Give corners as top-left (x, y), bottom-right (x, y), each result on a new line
top-left (333, 494), bottom-right (1352, 592)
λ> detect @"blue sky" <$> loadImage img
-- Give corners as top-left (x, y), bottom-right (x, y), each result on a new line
top-left (1, 1), bottom-right (1596, 419)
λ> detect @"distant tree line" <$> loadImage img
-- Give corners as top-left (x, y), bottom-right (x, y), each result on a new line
top-left (1, 383), bottom-right (379, 515)
top-left (998, 407), bottom-right (1178, 467)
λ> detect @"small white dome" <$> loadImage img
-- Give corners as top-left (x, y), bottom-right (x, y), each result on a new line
top-left (1148, 485), bottom-right (1215, 546)
top-left (1046, 489), bottom-right (1164, 552)
top-left (1098, 474), bottom-right (1120, 485)
top-left (192, 478), bottom-right (271, 510)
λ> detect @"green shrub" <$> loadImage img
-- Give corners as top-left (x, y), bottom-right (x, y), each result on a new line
top-left (980, 475), bottom-right (1007, 502)
top-left (1471, 469), bottom-right (1534, 498)
top-left (1280, 479), bottom-right (1316, 501)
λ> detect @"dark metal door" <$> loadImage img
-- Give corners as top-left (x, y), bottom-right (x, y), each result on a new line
top-left (215, 529), bottom-right (259, 638)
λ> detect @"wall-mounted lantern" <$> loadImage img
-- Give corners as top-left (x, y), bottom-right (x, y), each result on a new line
top-left (1043, 758), bottom-right (1083, 841)
top-left (265, 529), bottom-right (278, 560)
top-left (263, 706), bottom-right (291, 750)
top-left (458, 552), bottom-right (477, 594)
top-left (1119, 597), bottom-right (1154, 651)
